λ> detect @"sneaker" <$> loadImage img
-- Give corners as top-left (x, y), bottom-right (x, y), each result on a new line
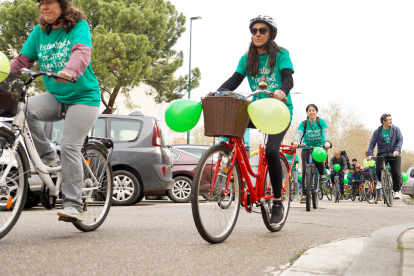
top-left (57, 206), bottom-right (83, 221)
top-left (376, 181), bottom-right (382, 189)
top-left (320, 175), bottom-right (328, 183)
top-left (292, 195), bottom-right (296, 200)
top-left (300, 196), bottom-right (306, 203)
top-left (270, 202), bottom-right (284, 224)
top-left (394, 191), bottom-right (402, 200)
top-left (341, 194), bottom-right (344, 200)
top-left (378, 195), bottom-right (382, 201)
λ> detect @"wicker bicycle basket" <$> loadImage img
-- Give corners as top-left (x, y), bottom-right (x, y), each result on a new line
top-left (0, 82), bottom-right (24, 118)
top-left (202, 96), bottom-right (250, 138)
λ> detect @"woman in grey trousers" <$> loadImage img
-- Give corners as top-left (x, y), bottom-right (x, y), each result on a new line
top-left (9, 0), bottom-right (100, 221)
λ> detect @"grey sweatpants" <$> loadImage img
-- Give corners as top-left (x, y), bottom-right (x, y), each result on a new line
top-left (25, 93), bottom-right (99, 212)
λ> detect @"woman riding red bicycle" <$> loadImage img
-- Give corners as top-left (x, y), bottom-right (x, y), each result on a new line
top-left (216, 15), bottom-right (294, 224)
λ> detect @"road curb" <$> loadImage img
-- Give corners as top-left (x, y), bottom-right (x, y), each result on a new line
top-left (344, 222), bottom-right (414, 276)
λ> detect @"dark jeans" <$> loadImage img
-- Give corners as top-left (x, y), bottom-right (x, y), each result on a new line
top-left (301, 148), bottom-right (325, 194)
top-left (331, 171), bottom-right (344, 195)
top-left (375, 155), bottom-right (402, 192)
top-left (351, 180), bottom-right (362, 196)
top-left (247, 121), bottom-right (290, 198)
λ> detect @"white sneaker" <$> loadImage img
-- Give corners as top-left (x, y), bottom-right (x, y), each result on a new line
top-left (376, 181), bottom-right (382, 189)
top-left (57, 206), bottom-right (83, 221)
top-left (394, 191), bottom-right (402, 200)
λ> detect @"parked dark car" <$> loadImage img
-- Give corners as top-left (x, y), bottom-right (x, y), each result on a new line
top-left (171, 144), bottom-right (211, 158)
top-left (146, 145), bottom-right (216, 203)
top-left (43, 111), bottom-right (174, 206)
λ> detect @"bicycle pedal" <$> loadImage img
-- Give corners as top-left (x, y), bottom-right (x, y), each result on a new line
top-left (58, 216), bottom-right (77, 223)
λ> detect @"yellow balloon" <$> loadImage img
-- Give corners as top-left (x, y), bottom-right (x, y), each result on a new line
top-left (0, 52), bottom-right (11, 83)
top-left (247, 98), bottom-right (290, 134)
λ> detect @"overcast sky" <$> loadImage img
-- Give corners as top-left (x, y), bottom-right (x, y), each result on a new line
top-left (170, 0), bottom-right (414, 150)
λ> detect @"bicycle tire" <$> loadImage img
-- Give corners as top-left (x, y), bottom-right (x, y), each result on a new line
top-left (384, 173), bottom-right (393, 207)
top-left (325, 181), bottom-right (333, 201)
top-left (73, 144), bottom-right (113, 232)
top-left (261, 152), bottom-right (290, 232)
top-left (305, 166), bottom-right (312, 211)
top-left (318, 183), bottom-right (323, 200)
top-left (335, 179), bottom-right (340, 203)
top-left (191, 145), bottom-right (241, 244)
top-left (0, 140), bottom-right (29, 240)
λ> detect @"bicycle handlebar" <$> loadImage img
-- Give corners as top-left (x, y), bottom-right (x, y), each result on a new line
top-left (21, 68), bottom-right (76, 85)
top-left (370, 153), bottom-right (395, 160)
top-left (246, 89), bottom-right (287, 102)
top-left (294, 143), bottom-right (332, 149)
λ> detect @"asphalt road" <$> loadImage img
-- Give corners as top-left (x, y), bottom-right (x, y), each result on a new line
top-left (1, 198), bottom-right (413, 276)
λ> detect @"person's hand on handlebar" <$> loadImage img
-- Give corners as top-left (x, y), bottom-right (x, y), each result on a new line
top-left (292, 141), bottom-right (298, 148)
top-left (273, 90), bottom-right (286, 101)
top-left (393, 151), bottom-right (399, 157)
top-left (324, 141), bottom-right (330, 149)
top-left (55, 71), bottom-right (72, 83)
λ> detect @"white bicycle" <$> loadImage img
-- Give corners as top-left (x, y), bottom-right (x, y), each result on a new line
top-left (0, 69), bottom-right (113, 240)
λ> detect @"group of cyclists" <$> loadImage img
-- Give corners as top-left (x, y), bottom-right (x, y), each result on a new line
top-left (1, 0), bottom-right (404, 228)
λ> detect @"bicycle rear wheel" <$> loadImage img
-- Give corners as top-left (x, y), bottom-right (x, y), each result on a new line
top-left (0, 141), bottom-right (29, 240)
top-left (191, 145), bottom-right (241, 244)
top-left (261, 153), bottom-right (290, 232)
top-left (73, 144), bottom-right (113, 232)
top-left (364, 181), bottom-right (373, 200)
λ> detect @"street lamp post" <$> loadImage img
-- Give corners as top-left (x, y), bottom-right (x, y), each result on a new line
top-left (187, 16), bottom-right (202, 145)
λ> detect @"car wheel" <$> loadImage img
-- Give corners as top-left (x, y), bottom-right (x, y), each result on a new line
top-left (112, 170), bottom-right (141, 206)
top-left (134, 192), bottom-right (145, 204)
top-left (24, 194), bottom-right (40, 209)
top-left (167, 176), bottom-right (192, 203)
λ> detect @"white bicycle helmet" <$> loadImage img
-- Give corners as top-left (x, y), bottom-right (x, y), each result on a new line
top-left (249, 15), bottom-right (278, 39)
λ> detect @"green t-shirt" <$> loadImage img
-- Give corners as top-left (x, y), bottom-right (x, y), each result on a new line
top-left (285, 154), bottom-right (299, 171)
top-left (235, 49), bottom-right (294, 122)
top-left (382, 128), bottom-right (390, 145)
top-left (297, 118), bottom-right (329, 148)
top-left (21, 19), bottom-right (100, 106)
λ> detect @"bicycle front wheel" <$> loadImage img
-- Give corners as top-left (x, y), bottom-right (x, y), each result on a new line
top-left (325, 181), bottom-right (333, 201)
top-left (305, 166), bottom-right (313, 211)
top-left (191, 145), bottom-right (241, 244)
top-left (73, 144), bottom-right (113, 232)
top-left (261, 153), bottom-right (290, 232)
top-left (384, 173), bottom-right (393, 207)
top-left (0, 141), bottom-right (29, 240)
top-left (318, 183), bottom-right (323, 200)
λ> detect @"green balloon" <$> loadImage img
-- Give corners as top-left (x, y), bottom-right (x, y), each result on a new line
top-left (298, 174), bottom-right (302, 181)
top-left (334, 164), bottom-right (341, 171)
top-left (368, 160), bottom-right (376, 167)
top-left (165, 99), bottom-right (202, 133)
top-left (403, 172), bottom-right (408, 183)
top-left (247, 98), bottom-right (290, 134)
top-left (0, 51), bottom-right (10, 82)
top-left (313, 147), bottom-right (327, 162)
top-left (344, 178), bottom-right (349, 184)
top-left (363, 159), bottom-right (368, 168)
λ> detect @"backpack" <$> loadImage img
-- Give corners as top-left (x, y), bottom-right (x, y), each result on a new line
top-left (340, 150), bottom-right (350, 170)
top-left (300, 117), bottom-right (321, 143)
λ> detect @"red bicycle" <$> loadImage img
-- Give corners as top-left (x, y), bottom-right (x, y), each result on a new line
top-left (191, 91), bottom-right (296, 244)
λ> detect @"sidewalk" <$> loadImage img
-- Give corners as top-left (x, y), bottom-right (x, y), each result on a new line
top-left (275, 222), bottom-right (414, 276)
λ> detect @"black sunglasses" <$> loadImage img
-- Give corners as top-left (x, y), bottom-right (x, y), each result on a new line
top-left (250, 27), bottom-right (268, 35)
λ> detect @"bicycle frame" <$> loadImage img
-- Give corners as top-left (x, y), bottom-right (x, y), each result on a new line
top-left (218, 137), bottom-right (296, 212)
top-left (1, 100), bottom-right (101, 199)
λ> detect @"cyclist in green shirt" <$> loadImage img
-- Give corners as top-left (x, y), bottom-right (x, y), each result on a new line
top-left (217, 15), bottom-right (294, 224)
top-left (293, 104), bottom-right (331, 203)
top-left (285, 153), bottom-right (299, 199)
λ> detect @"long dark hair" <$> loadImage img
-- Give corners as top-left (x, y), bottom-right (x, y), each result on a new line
top-left (246, 29), bottom-right (285, 76)
top-left (37, 0), bottom-right (87, 34)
